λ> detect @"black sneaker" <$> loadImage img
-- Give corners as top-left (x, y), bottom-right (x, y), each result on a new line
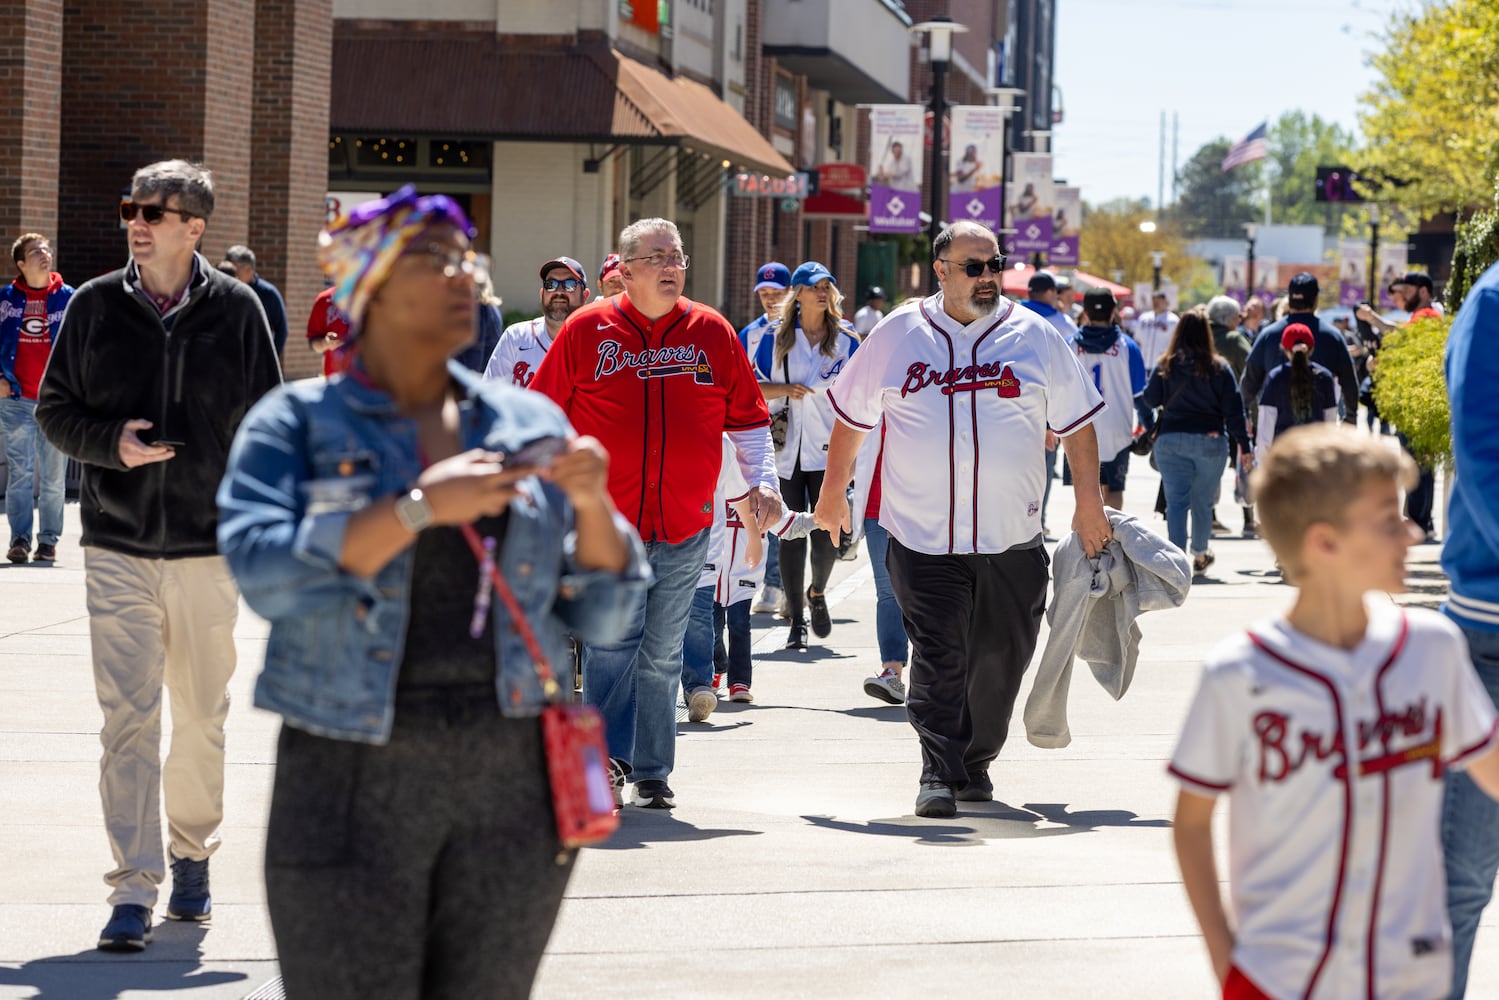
top-left (98, 903), bottom-right (152, 951)
top-left (914, 781), bottom-right (956, 818)
top-left (632, 779), bottom-right (676, 809)
top-left (166, 855), bottom-right (211, 921)
top-left (956, 772), bottom-right (994, 802)
top-left (1192, 551), bottom-right (1216, 576)
top-left (33, 543), bottom-right (56, 562)
top-left (786, 620), bottom-right (808, 650)
top-left (806, 587), bottom-right (831, 638)
top-left (7, 538), bottom-right (28, 564)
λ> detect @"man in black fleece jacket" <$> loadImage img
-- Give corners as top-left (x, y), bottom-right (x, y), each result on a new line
top-left (35, 160), bottom-right (281, 953)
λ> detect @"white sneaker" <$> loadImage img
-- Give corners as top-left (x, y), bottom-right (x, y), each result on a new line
top-left (687, 686), bottom-right (717, 723)
top-left (863, 670), bottom-right (907, 705)
top-left (751, 584), bottom-right (784, 615)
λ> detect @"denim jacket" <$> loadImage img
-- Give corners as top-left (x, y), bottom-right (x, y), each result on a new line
top-left (217, 360), bottom-right (650, 744)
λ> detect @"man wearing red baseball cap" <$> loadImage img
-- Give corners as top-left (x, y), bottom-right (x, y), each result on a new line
top-left (598, 252), bottom-right (624, 296)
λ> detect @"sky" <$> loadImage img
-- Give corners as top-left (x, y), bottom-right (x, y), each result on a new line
top-left (1050, 0), bottom-right (1406, 209)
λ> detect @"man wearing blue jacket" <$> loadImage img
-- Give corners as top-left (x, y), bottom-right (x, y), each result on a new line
top-left (1, 233), bottom-right (74, 562)
top-left (1441, 259), bottom-right (1499, 998)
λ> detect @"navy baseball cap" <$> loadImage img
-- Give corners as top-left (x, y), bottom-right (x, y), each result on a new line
top-left (1390, 270), bottom-right (1433, 292)
top-left (1083, 288), bottom-right (1117, 322)
top-left (753, 262), bottom-right (791, 291)
top-left (1287, 272), bottom-right (1319, 305)
top-left (540, 256), bottom-right (587, 283)
top-left (1028, 271), bottom-right (1057, 294)
top-left (792, 261), bottom-right (836, 287)
top-left (867, 286), bottom-right (886, 301)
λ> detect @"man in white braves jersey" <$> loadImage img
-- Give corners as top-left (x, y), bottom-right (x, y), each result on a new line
top-left (1135, 289), bottom-right (1178, 370)
top-left (482, 256), bottom-right (590, 386)
top-left (1065, 288), bottom-right (1150, 510)
top-left (813, 220), bottom-right (1111, 819)
top-left (1171, 426), bottom-right (1499, 999)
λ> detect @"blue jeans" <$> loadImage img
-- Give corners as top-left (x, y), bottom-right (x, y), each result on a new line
top-left (1443, 626), bottom-right (1499, 998)
top-left (681, 584), bottom-right (716, 693)
top-left (581, 527), bottom-right (709, 784)
top-left (1153, 432), bottom-right (1226, 555)
top-left (862, 518), bottom-right (908, 665)
top-left (0, 396), bottom-right (64, 546)
top-left (763, 534), bottom-right (780, 590)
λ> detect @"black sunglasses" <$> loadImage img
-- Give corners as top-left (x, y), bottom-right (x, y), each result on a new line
top-left (542, 277), bottom-right (583, 293)
top-left (940, 256), bottom-right (1006, 278)
top-left (119, 202), bottom-right (196, 225)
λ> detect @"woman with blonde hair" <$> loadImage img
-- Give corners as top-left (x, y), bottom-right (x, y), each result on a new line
top-left (752, 261), bottom-right (859, 649)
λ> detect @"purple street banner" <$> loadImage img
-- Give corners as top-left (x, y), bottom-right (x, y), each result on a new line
top-left (947, 106), bottom-right (1005, 230)
top-left (1048, 185), bottom-right (1080, 265)
top-left (1253, 257), bottom-right (1279, 307)
top-left (1009, 153), bottom-right (1054, 254)
top-left (1376, 244), bottom-right (1407, 310)
top-left (1338, 239), bottom-right (1368, 308)
top-left (1222, 254), bottom-right (1248, 304)
top-left (868, 105), bottom-right (924, 234)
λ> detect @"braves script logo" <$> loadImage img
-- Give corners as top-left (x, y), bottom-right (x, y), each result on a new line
top-left (900, 361), bottom-right (1021, 399)
top-left (595, 341), bottom-right (714, 384)
top-left (1253, 698), bottom-right (1444, 784)
top-left (511, 361), bottom-right (535, 388)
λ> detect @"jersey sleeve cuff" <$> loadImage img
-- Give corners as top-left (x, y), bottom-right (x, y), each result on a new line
top-left (1051, 400), bottom-right (1106, 437)
top-left (1167, 762), bottom-right (1231, 795)
top-left (828, 391), bottom-right (877, 431)
top-left (1449, 719), bottom-right (1499, 770)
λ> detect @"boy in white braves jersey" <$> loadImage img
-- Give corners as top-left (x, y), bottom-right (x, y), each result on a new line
top-left (1170, 425), bottom-right (1499, 1000)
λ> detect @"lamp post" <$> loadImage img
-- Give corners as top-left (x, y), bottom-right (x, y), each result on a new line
top-left (986, 86), bottom-right (1024, 256)
top-left (1150, 250), bottom-right (1165, 291)
top-left (1243, 222), bottom-right (1257, 299)
top-left (912, 16), bottom-right (968, 293)
top-left (1368, 204), bottom-right (1381, 299)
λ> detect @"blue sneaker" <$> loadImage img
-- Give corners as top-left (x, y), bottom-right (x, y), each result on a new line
top-left (167, 855), bottom-right (211, 921)
top-left (98, 904), bottom-right (152, 951)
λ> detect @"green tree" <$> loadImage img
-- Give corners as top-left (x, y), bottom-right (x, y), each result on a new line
top-left (1168, 139), bottom-right (1260, 239)
top-left (1358, 0), bottom-right (1499, 217)
top-left (1078, 200), bottom-right (1191, 288)
top-left (1265, 112), bottom-right (1359, 228)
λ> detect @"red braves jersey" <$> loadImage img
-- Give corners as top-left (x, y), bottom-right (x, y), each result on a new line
top-left (306, 287), bottom-right (351, 378)
top-left (1169, 604), bottom-right (1499, 999)
top-left (530, 293), bottom-right (771, 544)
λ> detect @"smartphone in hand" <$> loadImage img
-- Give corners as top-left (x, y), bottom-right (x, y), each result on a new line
top-left (505, 436), bottom-right (566, 469)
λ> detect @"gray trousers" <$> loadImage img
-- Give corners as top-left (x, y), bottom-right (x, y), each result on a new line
top-left (266, 685), bottom-right (575, 1000)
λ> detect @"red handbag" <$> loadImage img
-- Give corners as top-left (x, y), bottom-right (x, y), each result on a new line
top-left (461, 525), bottom-right (619, 849)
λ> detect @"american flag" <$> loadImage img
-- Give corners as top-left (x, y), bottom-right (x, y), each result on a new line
top-left (1221, 122), bottom-right (1268, 172)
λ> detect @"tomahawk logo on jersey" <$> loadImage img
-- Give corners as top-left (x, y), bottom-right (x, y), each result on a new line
top-left (483, 317), bottom-right (553, 387)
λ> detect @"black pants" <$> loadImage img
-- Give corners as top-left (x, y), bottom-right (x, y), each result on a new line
top-left (886, 538), bottom-right (1049, 786)
top-left (1396, 434), bottom-right (1436, 532)
top-left (265, 686), bottom-right (575, 1000)
top-left (779, 463), bottom-right (835, 623)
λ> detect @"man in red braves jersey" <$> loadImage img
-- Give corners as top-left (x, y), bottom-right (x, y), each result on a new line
top-left (305, 285), bottom-right (350, 377)
top-left (530, 218), bottom-right (780, 809)
top-left (814, 220), bottom-right (1111, 819)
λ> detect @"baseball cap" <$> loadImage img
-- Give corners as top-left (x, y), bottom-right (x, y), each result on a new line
top-left (1054, 275), bottom-right (1073, 291)
top-left (753, 261), bottom-right (791, 291)
top-left (791, 261), bottom-right (835, 288)
top-left (1120, 305), bottom-right (1137, 320)
top-left (1287, 272), bottom-right (1320, 305)
top-left (599, 252), bottom-right (622, 283)
top-left (1281, 322), bottom-right (1315, 353)
top-left (867, 286), bottom-right (886, 301)
top-left (540, 256), bottom-right (586, 283)
top-left (1390, 270), bottom-right (1433, 292)
top-left (1082, 288), bottom-right (1117, 323)
top-left (1028, 271), bottom-right (1057, 294)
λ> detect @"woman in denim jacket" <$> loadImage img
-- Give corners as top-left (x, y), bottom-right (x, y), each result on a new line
top-left (216, 188), bottom-right (647, 1000)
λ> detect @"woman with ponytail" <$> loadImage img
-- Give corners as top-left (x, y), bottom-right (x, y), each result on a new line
top-left (1253, 322), bottom-right (1339, 463)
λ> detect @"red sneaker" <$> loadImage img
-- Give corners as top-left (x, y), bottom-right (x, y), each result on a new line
top-left (728, 683), bottom-right (754, 704)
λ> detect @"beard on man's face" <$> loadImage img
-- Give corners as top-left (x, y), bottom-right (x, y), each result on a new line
top-left (967, 285), bottom-right (1000, 317)
top-left (544, 297), bottom-right (573, 322)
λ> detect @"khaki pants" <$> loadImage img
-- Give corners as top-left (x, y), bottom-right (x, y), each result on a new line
top-left (85, 548), bottom-right (240, 907)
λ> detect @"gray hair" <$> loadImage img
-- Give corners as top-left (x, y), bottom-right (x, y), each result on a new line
top-left (224, 244), bottom-right (255, 267)
top-left (131, 160), bottom-right (215, 219)
top-left (1206, 295), bottom-right (1241, 328)
top-left (617, 218), bottom-right (680, 262)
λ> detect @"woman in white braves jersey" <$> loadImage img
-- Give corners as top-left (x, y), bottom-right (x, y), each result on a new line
top-left (753, 261), bottom-right (860, 650)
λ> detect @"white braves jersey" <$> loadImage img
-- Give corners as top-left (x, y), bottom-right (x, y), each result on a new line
top-left (700, 436), bottom-right (794, 597)
top-left (1169, 604), bottom-right (1499, 1000)
top-left (853, 305), bottom-right (882, 338)
top-left (1134, 309), bottom-right (1178, 369)
top-left (1070, 329), bottom-right (1149, 461)
top-left (482, 317), bottom-right (554, 387)
top-left (700, 437), bottom-right (751, 590)
top-left (754, 323), bottom-right (860, 480)
top-left (828, 293), bottom-right (1104, 556)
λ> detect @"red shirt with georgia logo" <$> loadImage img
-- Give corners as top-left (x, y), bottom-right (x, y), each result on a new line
top-left (12, 272), bottom-right (68, 400)
top-left (529, 293), bottom-right (771, 544)
top-left (306, 286), bottom-right (351, 377)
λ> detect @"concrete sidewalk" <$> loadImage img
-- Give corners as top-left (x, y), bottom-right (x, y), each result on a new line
top-left (1, 460), bottom-right (1492, 999)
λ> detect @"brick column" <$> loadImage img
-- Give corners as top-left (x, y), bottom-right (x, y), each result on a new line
top-left (0, 0), bottom-right (64, 257)
top-left (59, 0), bottom-right (256, 283)
top-left (251, 0), bottom-right (332, 378)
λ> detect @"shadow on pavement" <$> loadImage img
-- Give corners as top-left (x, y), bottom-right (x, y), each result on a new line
top-left (761, 704), bottom-right (909, 723)
top-left (801, 798), bottom-right (1169, 846)
top-left (587, 810), bottom-right (763, 851)
top-left (0, 922), bottom-right (246, 1000)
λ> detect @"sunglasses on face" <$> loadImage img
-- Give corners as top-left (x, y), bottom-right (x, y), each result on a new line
top-left (119, 202), bottom-right (196, 225)
top-left (542, 277), bottom-right (583, 293)
top-left (940, 256), bottom-right (1006, 277)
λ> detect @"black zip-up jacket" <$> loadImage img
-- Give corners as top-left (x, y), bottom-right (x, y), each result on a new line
top-left (36, 255), bottom-right (282, 558)
top-left (1141, 356), bottom-right (1251, 453)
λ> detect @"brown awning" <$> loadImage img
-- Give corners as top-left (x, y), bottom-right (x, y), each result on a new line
top-left (331, 31), bottom-right (795, 177)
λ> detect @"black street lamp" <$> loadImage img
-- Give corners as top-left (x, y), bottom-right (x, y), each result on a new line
top-left (912, 16), bottom-right (967, 293)
top-left (1368, 204), bottom-right (1381, 296)
top-left (1244, 222), bottom-right (1257, 296)
top-left (1150, 250), bottom-right (1165, 291)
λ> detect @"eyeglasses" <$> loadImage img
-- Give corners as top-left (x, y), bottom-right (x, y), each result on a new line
top-left (939, 256), bottom-right (1006, 278)
top-left (119, 202), bottom-right (196, 225)
top-left (22, 245), bottom-right (51, 259)
top-left (542, 277), bottom-right (583, 293)
top-left (624, 251), bottom-right (690, 270)
top-left (404, 243), bottom-right (490, 281)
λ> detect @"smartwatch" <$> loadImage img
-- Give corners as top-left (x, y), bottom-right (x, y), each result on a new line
top-left (393, 488), bottom-right (435, 533)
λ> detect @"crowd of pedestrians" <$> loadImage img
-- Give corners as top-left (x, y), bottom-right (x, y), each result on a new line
top-left (15, 168), bottom-right (1499, 999)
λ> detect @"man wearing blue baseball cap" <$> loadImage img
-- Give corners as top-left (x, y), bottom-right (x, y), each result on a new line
top-left (741, 261), bottom-right (792, 615)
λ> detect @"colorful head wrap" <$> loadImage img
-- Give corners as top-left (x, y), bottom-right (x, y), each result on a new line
top-left (318, 185), bottom-right (477, 333)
